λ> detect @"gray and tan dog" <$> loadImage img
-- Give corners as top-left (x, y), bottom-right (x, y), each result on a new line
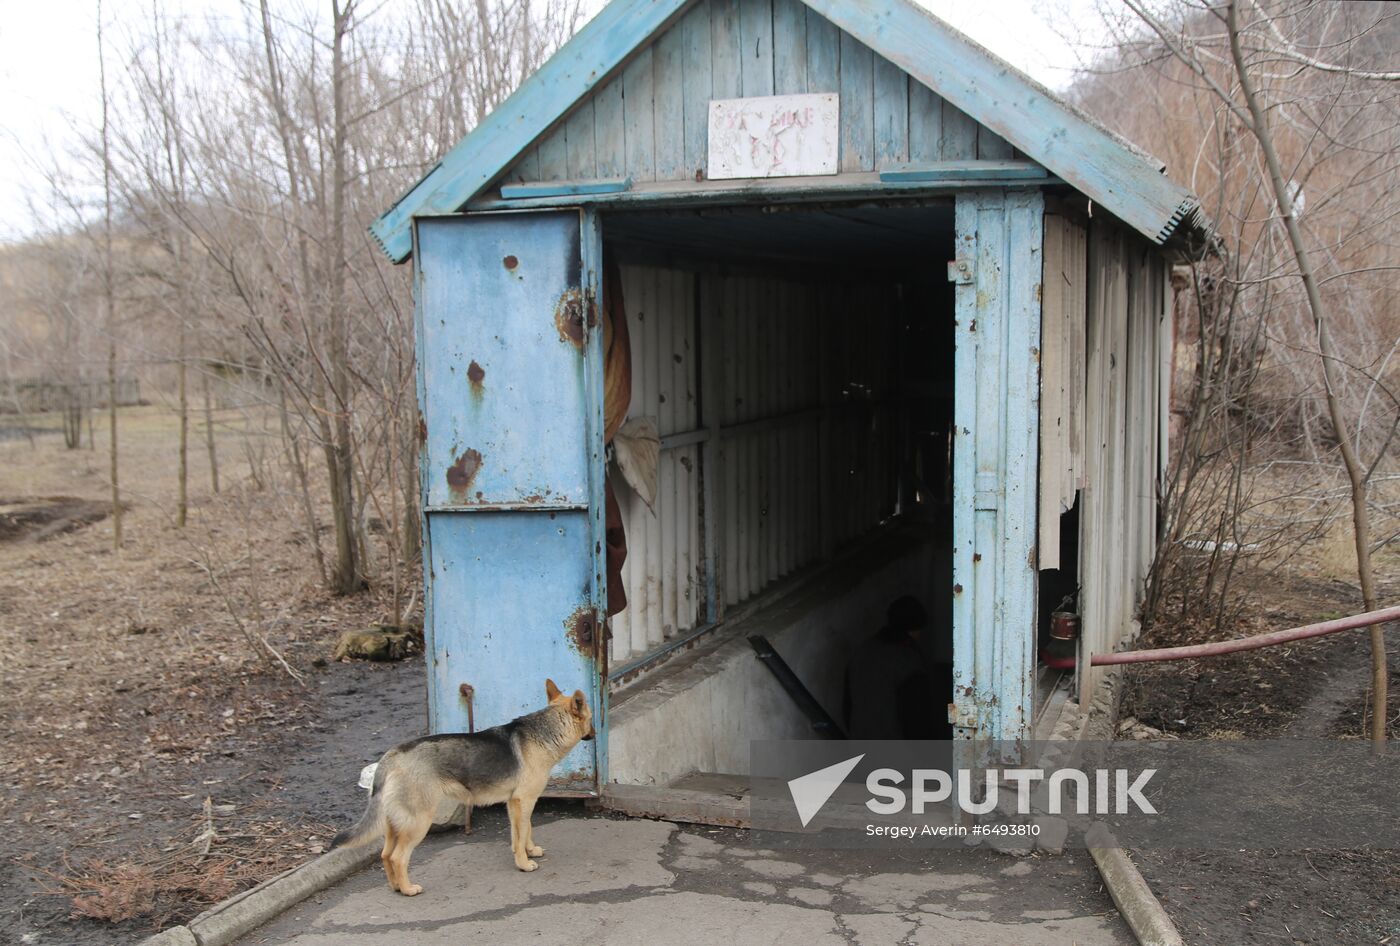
top-left (331, 679), bottom-right (595, 896)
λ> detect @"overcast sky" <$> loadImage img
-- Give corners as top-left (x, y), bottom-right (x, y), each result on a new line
top-left (0, 0), bottom-right (1106, 244)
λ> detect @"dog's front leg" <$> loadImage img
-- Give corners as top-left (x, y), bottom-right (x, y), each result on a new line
top-left (508, 795), bottom-right (539, 871)
top-left (522, 796), bottom-right (543, 858)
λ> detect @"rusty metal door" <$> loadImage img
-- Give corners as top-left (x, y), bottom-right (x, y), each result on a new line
top-left (414, 210), bottom-right (606, 794)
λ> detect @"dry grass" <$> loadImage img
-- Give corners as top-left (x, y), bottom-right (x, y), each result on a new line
top-left (29, 798), bottom-right (333, 927)
top-left (0, 403), bottom-right (405, 929)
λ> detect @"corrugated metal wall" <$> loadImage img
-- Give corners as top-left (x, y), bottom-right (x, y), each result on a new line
top-left (1038, 214), bottom-right (1088, 572)
top-left (612, 266), bottom-right (704, 660)
top-left (1075, 219), bottom-right (1166, 700)
top-left (609, 261), bottom-right (902, 667)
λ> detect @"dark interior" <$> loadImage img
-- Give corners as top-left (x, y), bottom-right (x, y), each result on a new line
top-left (605, 199), bottom-right (958, 740)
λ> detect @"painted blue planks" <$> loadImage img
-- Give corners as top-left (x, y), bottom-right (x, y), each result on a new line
top-left (565, 100), bottom-right (598, 179)
top-left (872, 57), bottom-right (908, 168)
top-left (538, 123), bottom-right (570, 180)
top-left (838, 31), bottom-right (874, 173)
top-left (460, 0), bottom-right (1082, 217)
top-left (941, 100), bottom-right (978, 160)
top-left (738, 0), bottom-right (775, 97)
top-left (804, 3), bottom-right (840, 94)
top-left (978, 126), bottom-right (1014, 160)
top-left (908, 79), bottom-right (943, 162)
top-left (681, 2), bottom-right (713, 178)
top-left (949, 188), bottom-right (1043, 749)
top-left (772, 0), bottom-right (808, 93)
top-left (593, 74), bottom-right (627, 178)
top-left (710, 0), bottom-right (743, 100)
top-left (653, 24), bottom-right (688, 181)
top-left (623, 46), bottom-right (657, 182)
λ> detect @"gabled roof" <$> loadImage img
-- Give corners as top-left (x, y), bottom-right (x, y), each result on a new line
top-left (370, 0), bottom-right (1205, 263)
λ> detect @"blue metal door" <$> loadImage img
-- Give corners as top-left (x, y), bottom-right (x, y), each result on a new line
top-left (414, 210), bottom-right (606, 794)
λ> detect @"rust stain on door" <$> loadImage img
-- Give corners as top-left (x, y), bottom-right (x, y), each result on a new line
top-left (446, 448), bottom-right (483, 498)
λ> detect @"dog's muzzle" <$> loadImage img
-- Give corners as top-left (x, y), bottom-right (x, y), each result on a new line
top-left (582, 726), bottom-right (596, 741)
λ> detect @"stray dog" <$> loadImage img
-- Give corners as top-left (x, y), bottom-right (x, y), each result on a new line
top-left (331, 679), bottom-right (595, 896)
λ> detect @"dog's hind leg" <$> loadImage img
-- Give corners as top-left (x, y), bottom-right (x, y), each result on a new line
top-left (381, 822), bottom-right (400, 892)
top-left (444, 783), bottom-right (473, 836)
top-left (388, 814), bottom-right (432, 896)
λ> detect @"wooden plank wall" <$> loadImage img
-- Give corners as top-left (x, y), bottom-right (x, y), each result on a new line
top-left (502, 0), bottom-right (1014, 187)
top-left (950, 189), bottom-right (1044, 746)
top-left (1076, 221), bottom-right (1165, 701)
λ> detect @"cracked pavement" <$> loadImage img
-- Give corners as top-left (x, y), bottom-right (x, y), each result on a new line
top-left (235, 806), bottom-right (1131, 945)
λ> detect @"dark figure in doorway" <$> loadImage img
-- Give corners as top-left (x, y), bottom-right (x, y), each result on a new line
top-left (844, 596), bottom-right (953, 741)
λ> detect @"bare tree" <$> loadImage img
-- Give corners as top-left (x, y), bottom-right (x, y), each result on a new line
top-left (3, 0), bottom-right (584, 614)
top-left (97, 0), bottom-right (123, 550)
top-left (1098, 0), bottom-right (1397, 745)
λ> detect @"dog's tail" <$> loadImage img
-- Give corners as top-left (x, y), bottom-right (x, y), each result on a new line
top-left (330, 758), bottom-right (390, 850)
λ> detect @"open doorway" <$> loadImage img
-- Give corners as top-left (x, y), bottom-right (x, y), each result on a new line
top-left (600, 200), bottom-right (958, 786)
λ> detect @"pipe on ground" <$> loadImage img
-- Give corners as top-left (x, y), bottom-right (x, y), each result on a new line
top-left (1042, 604), bottom-right (1400, 670)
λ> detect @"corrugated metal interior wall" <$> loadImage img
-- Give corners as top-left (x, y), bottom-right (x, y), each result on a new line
top-left (609, 260), bottom-right (912, 668)
top-left (1073, 218), bottom-right (1167, 700)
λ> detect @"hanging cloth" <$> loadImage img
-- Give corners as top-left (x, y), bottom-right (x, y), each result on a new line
top-left (602, 261), bottom-right (631, 617)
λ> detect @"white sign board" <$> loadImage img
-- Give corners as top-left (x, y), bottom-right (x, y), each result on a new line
top-left (707, 93), bottom-right (839, 180)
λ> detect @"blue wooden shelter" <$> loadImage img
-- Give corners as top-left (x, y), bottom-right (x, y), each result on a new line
top-left (372, 0), bottom-right (1208, 799)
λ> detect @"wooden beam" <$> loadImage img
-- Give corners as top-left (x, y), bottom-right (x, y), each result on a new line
top-left (469, 169), bottom-right (1056, 212)
top-left (500, 177), bottom-right (633, 199)
top-left (879, 159), bottom-right (1048, 182)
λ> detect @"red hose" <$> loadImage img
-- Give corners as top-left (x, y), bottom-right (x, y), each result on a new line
top-left (1042, 604), bottom-right (1400, 669)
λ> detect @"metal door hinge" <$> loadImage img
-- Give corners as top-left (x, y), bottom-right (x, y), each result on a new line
top-left (948, 258), bottom-right (975, 284)
top-left (948, 701), bottom-right (979, 729)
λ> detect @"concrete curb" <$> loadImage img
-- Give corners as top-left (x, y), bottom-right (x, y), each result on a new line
top-left (137, 846), bottom-right (377, 946)
top-left (1085, 824), bottom-right (1184, 946)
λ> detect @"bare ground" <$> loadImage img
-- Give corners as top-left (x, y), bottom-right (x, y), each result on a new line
top-left (0, 407), bottom-right (428, 946)
top-left (1123, 561), bottom-right (1400, 945)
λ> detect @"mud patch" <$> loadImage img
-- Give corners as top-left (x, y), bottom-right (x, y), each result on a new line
top-left (0, 496), bottom-right (113, 543)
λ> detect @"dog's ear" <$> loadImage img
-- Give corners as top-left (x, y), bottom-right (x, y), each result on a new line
top-left (571, 690), bottom-right (587, 717)
top-left (545, 678), bottom-right (561, 701)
